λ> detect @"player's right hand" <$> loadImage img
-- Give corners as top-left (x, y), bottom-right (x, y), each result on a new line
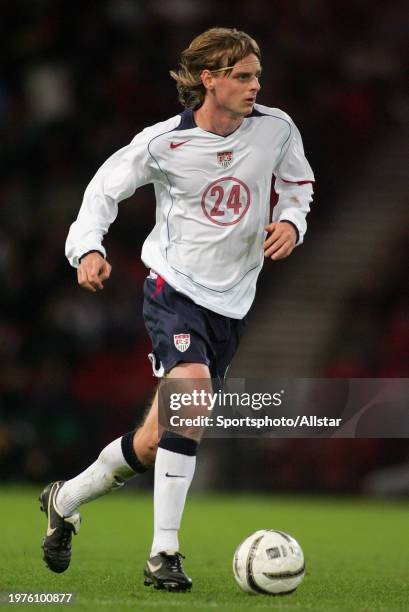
top-left (77, 252), bottom-right (112, 292)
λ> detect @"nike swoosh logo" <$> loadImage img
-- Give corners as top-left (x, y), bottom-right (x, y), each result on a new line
top-left (165, 473), bottom-right (185, 478)
top-left (170, 140), bottom-right (191, 149)
top-left (46, 482), bottom-right (60, 536)
top-left (147, 561), bottom-right (162, 573)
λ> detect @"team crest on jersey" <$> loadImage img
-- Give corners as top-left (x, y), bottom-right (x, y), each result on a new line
top-left (174, 333), bottom-right (190, 352)
top-left (217, 151), bottom-right (233, 168)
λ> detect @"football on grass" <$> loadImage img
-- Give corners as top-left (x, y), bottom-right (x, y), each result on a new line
top-left (232, 529), bottom-right (305, 595)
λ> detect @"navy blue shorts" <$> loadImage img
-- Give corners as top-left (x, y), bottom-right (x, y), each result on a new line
top-left (143, 275), bottom-right (247, 382)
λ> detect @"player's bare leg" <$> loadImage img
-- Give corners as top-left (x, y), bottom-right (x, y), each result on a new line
top-left (142, 362), bottom-right (211, 592)
top-left (133, 362), bottom-right (210, 463)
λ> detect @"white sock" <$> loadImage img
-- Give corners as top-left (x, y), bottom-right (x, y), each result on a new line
top-left (55, 437), bottom-right (136, 517)
top-left (151, 447), bottom-right (196, 556)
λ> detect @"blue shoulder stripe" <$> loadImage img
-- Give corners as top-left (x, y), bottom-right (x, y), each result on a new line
top-left (175, 108), bottom-right (196, 130)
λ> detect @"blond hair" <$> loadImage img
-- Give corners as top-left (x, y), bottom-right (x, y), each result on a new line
top-left (170, 27), bottom-right (261, 109)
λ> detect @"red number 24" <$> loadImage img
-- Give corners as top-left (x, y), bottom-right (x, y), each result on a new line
top-left (210, 184), bottom-right (242, 216)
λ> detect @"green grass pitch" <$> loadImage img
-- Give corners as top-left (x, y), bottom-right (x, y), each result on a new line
top-left (1, 487), bottom-right (409, 610)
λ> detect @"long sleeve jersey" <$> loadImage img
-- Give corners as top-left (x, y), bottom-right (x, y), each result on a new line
top-left (66, 104), bottom-right (314, 318)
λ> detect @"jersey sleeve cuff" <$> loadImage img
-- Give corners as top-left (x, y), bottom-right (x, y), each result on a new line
top-left (79, 249), bottom-right (105, 263)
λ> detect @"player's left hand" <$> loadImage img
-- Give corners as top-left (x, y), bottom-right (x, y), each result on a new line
top-left (263, 221), bottom-right (297, 260)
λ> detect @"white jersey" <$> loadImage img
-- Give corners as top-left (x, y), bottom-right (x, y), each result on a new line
top-left (66, 103), bottom-right (314, 318)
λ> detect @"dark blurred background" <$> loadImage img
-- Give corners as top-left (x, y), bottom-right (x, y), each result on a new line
top-left (1, 0), bottom-right (408, 493)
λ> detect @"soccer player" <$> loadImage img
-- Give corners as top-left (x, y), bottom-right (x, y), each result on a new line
top-left (39, 27), bottom-right (314, 591)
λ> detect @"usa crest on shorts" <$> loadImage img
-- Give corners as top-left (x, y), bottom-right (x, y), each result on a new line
top-left (174, 333), bottom-right (190, 352)
top-left (217, 151), bottom-right (233, 168)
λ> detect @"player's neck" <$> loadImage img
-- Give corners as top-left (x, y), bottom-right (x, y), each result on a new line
top-left (193, 101), bottom-right (244, 137)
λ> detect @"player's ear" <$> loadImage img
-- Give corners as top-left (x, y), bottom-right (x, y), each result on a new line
top-left (200, 69), bottom-right (215, 92)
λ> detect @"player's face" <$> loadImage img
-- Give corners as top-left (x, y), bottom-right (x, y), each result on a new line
top-left (212, 54), bottom-right (262, 116)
